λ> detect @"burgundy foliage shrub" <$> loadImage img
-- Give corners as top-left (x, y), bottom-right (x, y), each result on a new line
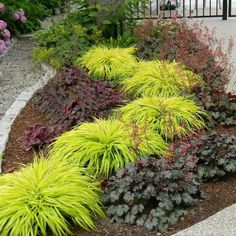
top-left (34, 67), bottom-right (125, 127)
top-left (134, 19), bottom-right (236, 126)
top-left (25, 67), bottom-right (124, 150)
top-left (24, 124), bottom-right (66, 151)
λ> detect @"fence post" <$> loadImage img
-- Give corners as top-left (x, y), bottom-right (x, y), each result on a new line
top-left (223, 0), bottom-right (227, 20)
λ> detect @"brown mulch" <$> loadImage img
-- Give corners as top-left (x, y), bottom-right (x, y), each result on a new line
top-left (2, 99), bottom-right (236, 236)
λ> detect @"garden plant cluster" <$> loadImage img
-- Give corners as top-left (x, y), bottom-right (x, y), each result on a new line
top-left (0, 0), bottom-right (69, 54)
top-left (0, 0), bottom-right (236, 235)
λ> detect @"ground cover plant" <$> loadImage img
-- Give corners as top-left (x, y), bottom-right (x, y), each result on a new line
top-left (33, 21), bottom-right (95, 69)
top-left (24, 124), bottom-right (66, 151)
top-left (118, 96), bottom-right (206, 140)
top-left (49, 119), bottom-right (168, 178)
top-left (171, 132), bottom-right (236, 181)
top-left (0, 157), bottom-right (105, 235)
top-left (103, 156), bottom-right (201, 232)
top-left (134, 19), bottom-right (236, 126)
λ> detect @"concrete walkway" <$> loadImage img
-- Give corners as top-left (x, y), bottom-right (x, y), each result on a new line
top-left (173, 18), bottom-right (236, 236)
top-left (173, 204), bottom-right (236, 236)
top-left (189, 18), bottom-right (236, 93)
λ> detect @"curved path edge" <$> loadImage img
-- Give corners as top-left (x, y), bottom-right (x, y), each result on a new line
top-left (172, 203), bottom-right (236, 236)
top-left (0, 64), bottom-right (56, 172)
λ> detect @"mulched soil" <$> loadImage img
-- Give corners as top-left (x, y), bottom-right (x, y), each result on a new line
top-left (3, 98), bottom-right (236, 236)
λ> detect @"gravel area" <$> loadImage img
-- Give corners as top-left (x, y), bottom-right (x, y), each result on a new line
top-left (0, 38), bottom-right (45, 118)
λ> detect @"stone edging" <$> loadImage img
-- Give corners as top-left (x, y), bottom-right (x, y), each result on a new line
top-left (0, 64), bottom-right (56, 172)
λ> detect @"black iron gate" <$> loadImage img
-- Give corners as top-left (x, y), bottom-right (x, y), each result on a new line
top-left (136, 0), bottom-right (235, 20)
top-left (229, 0), bottom-right (236, 16)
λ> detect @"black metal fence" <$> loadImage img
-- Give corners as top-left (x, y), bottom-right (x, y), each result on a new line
top-left (135, 0), bottom-right (235, 20)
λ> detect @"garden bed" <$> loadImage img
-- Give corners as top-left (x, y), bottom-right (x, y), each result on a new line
top-left (3, 97), bottom-right (236, 236)
top-left (1, 2), bottom-right (236, 235)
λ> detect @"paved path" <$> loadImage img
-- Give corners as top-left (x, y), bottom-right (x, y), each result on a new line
top-left (173, 18), bottom-right (236, 236)
top-left (0, 38), bottom-right (44, 119)
top-left (190, 18), bottom-right (236, 94)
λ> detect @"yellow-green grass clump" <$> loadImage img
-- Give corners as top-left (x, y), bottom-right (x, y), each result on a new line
top-left (0, 157), bottom-right (104, 236)
top-left (121, 60), bottom-right (203, 97)
top-left (77, 46), bottom-right (137, 80)
top-left (118, 96), bottom-right (206, 140)
top-left (49, 118), bottom-right (168, 178)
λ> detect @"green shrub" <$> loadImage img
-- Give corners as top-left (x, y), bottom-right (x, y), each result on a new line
top-left (33, 10), bottom-right (103, 69)
top-left (49, 119), bottom-right (168, 178)
top-left (77, 46), bottom-right (137, 80)
top-left (1, 0), bottom-right (49, 35)
top-left (103, 156), bottom-right (201, 232)
top-left (0, 157), bottom-right (104, 235)
top-left (118, 96), bottom-right (206, 140)
top-left (121, 60), bottom-right (203, 98)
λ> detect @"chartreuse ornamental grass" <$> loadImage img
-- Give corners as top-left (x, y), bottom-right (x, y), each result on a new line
top-left (0, 157), bottom-right (105, 236)
top-left (49, 119), bottom-right (168, 178)
top-left (118, 96), bottom-right (206, 140)
top-left (121, 60), bottom-right (203, 98)
top-left (77, 46), bottom-right (137, 80)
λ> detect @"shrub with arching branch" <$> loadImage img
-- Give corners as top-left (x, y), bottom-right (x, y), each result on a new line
top-left (118, 96), bottom-right (206, 140)
top-left (134, 19), bottom-right (236, 126)
top-left (0, 157), bottom-right (105, 235)
top-left (49, 119), bottom-right (168, 178)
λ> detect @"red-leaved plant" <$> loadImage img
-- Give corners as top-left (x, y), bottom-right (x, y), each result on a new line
top-left (134, 19), bottom-right (236, 126)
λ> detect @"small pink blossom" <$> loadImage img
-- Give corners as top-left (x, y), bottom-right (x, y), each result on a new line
top-left (13, 12), bottom-right (20, 21)
top-left (0, 20), bottom-right (7, 30)
top-left (2, 29), bottom-right (11, 39)
top-left (0, 2), bottom-right (5, 13)
top-left (19, 16), bottom-right (27, 23)
top-left (18, 8), bottom-right (25, 17)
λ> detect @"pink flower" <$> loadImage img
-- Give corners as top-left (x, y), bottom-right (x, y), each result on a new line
top-left (19, 16), bottom-right (27, 23)
top-left (18, 8), bottom-right (25, 17)
top-left (0, 39), bottom-right (6, 54)
top-left (13, 12), bottom-right (20, 21)
top-left (2, 29), bottom-right (10, 39)
top-left (0, 3), bottom-right (5, 13)
top-left (0, 20), bottom-right (7, 30)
